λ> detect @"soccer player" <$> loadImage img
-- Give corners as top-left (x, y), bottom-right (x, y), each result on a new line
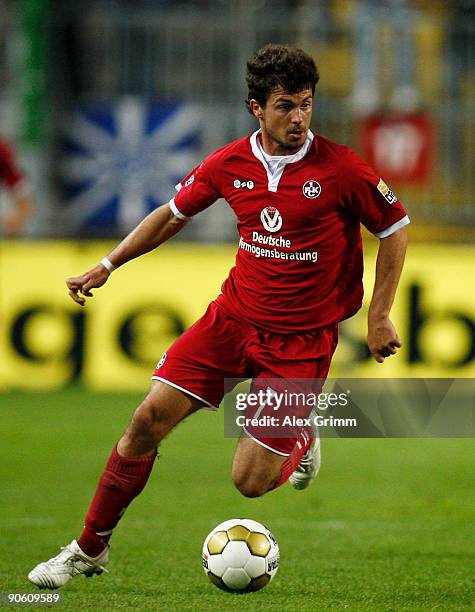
top-left (0, 137), bottom-right (31, 236)
top-left (28, 44), bottom-right (408, 589)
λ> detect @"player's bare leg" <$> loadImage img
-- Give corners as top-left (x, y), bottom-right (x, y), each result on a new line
top-left (28, 382), bottom-right (203, 589)
top-left (232, 428), bottom-right (317, 498)
top-left (118, 380), bottom-right (204, 458)
top-left (232, 437), bottom-right (286, 497)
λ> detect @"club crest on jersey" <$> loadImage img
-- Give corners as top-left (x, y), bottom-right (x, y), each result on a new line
top-left (156, 353), bottom-right (167, 369)
top-left (303, 180), bottom-right (321, 199)
top-left (260, 206), bottom-right (283, 233)
top-left (377, 179), bottom-right (398, 205)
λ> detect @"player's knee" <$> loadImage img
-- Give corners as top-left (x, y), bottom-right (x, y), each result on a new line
top-left (232, 470), bottom-right (272, 498)
top-left (132, 401), bottom-right (157, 430)
top-left (124, 398), bottom-right (168, 445)
top-left (134, 390), bottom-right (175, 429)
top-left (234, 479), bottom-right (266, 498)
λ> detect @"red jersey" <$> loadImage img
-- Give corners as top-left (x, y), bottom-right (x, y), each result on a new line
top-left (0, 139), bottom-right (27, 193)
top-left (170, 130), bottom-right (409, 333)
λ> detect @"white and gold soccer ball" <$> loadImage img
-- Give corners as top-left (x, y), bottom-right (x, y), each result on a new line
top-left (202, 518), bottom-right (279, 592)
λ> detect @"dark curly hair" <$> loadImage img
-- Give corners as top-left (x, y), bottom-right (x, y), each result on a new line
top-left (245, 44), bottom-right (319, 114)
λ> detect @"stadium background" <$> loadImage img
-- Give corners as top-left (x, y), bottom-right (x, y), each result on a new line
top-left (0, 1), bottom-right (473, 610)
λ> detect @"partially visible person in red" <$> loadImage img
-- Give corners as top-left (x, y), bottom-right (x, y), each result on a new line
top-left (0, 138), bottom-right (32, 236)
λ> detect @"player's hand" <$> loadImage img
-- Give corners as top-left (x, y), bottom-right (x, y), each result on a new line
top-left (367, 316), bottom-right (402, 363)
top-left (66, 264), bottom-right (110, 306)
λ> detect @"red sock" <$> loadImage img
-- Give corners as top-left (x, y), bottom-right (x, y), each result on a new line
top-left (78, 445), bottom-right (157, 557)
top-left (274, 435), bottom-right (311, 489)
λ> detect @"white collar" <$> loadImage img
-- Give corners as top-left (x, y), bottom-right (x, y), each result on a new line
top-left (250, 129), bottom-right (314, 164)
top-left (250, 129), bottom-right (314, 192)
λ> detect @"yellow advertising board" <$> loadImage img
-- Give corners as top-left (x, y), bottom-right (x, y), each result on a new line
top-left (0, 241), bottom-right (474, 391)
top-left (331, 244), bottom-right (475, 378)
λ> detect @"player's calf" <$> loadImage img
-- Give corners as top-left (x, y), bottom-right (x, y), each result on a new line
top-left (232, 437), bottom-right (285, 497)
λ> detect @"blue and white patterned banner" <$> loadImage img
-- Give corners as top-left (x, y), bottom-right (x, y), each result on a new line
top-left (60, 98), bottom-right (202, 232)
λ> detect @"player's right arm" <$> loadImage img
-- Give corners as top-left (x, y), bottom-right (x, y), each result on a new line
top-left (67, 148), bottom-right (221, 306)
top-left (66, 203), bottom-right (188, 306)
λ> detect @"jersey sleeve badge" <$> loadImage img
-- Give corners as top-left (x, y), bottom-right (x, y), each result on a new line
top-left (377, 178), bottom-right (398, 205)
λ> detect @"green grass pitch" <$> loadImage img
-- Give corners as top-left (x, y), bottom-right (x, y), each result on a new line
top-left (1, 389), bottom-right (473, 611)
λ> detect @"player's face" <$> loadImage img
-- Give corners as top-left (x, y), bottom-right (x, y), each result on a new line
top-left (251, 88), bottom-right (313, 155)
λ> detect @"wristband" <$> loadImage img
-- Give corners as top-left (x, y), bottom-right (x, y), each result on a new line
top-left (100, 257), bottom-right (116, 273)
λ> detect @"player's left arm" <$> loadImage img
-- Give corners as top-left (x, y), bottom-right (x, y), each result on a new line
top-left (367, 226), bottom-right (408, 363)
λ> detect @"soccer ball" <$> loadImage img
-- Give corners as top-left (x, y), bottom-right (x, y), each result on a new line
top-left (202, 518), bottom-right (279, 592)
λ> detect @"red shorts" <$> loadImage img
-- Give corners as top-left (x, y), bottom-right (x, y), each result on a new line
top-left (153, 301), bottom-right (338, 456)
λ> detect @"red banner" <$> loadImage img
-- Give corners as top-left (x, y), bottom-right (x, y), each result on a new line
top-left (360, 113), bottom-right (434, 184)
